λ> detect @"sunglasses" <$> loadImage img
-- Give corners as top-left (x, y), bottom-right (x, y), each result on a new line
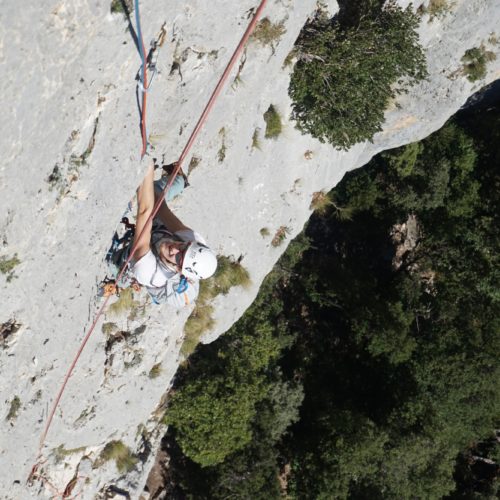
top-left (158, 240), bottom-right (189, 271)
top-left (172, 241), bottom-right (189, 269)
top-left (170, 241), bottom-right (189, 269)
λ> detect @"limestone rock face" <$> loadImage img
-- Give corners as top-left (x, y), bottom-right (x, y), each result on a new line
top-left (1, 0), bottom-right (499, 497)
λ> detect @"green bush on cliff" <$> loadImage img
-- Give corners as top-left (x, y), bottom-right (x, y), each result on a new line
top-left (289, 2), bottom-right (427, 149)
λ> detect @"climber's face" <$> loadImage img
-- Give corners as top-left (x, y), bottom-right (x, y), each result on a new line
top-left (159, 240), bottom-right (188, 271)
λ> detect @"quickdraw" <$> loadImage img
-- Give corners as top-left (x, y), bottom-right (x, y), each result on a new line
top-left (176, 275), bottom-right (189, 293)
top-left (99, 279), bottom-right (141, 298)
top-left (102, 281), bottom-right (118, 297)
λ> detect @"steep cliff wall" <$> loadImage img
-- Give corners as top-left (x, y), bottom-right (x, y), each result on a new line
top-left (1, 0), bottom-right (499, 498)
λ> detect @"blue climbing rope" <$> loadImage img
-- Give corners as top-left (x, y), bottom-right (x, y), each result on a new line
top-left (135, 0), bottom-right (146, 81)
top-left (135, 0), bottom-right (148, 156)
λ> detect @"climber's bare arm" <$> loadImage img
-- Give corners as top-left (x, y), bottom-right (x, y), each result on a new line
top-left (134, 160), bottom-right (155, 260)
top-left (154, 192), bottom-right (191, 233)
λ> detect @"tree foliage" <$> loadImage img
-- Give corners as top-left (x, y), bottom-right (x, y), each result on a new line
top-left (165, 236), bottom-right (310, 468)
top-left (461, 46), bottom-right (497, 82)
top-left (289, 2), bottom-right (427, 149)
top-left (288, 109), bottom-right (500, 498)
top-left (166, 377), bottom-right (261, 466)
top-left (163, 106), bottom-right (499, 498)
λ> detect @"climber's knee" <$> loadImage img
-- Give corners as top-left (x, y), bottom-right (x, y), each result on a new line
top-left (154, 174), bottom-right (185, 202)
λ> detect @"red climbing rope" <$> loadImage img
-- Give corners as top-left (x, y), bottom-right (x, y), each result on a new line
top-left (139, 56), bottom-right (148, 158)
top-left (138, 37), bottom-right (148, 157)
top-left (118, 0), bottom-right (269, 292)
top-left (30, 0), bottom-right (269, 488)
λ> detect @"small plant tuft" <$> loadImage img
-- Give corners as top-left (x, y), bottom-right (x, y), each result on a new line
top-left (211, 256), bottom-right (251, 295)
top-left (182, 302), bottom-right (215, 357)
top-left (1, 320), bottom-right (21, 347)
top-left (52, 445), bottom-right (87, 464)
top-left (424, 0), bottom-right (453, 20)
top-left (149, 363), bottom-right (162, 379)
top-left (283, 49), bottom-right (296, 68)
top-left (0, 254), bottom-right (20, 282)
top-left (102, 322), bottom-right (118, 336)
top-left (272, 226), bottom-right (291, 247)
top-left (488, 33), bottom-right (499, 46)
top-left (232, 52), bottom-right (247, 90)
top-left (110, 0), bottom-right (123, 13)
top-left (124, 350), bottom-right (143, 369)
top-left (232, 73), bottom-right (243, 89)
top-left (99, 440), bottom-right (138, 472)
top-left (47, 165), bottom-right (63, 190)
top-left (251, 128), bottom-right (261, 150)
top-left (461, 46), bottom-right (497, 82)
top-left (110, 0), bottom-right (132, 15)
top-left (217, 128), bottom-right (227, 163)
top-left (70, 117), bottom-right (98, 167)
top-left (108, 288), bottom-right (141, 319)
top-left (188, 156), bottom-right (201, 175)
top-left (251, 18), bottom-right (286, 48)
top-left (74, 406), bottom-right (95, 427)
top-left (310, 191), bottom-right (334, 215)
top-left (182, 256), bottom-right (251, 355)
top-left (260, 227), bottom-right (270, 238)
top-left (264, 105), bottom-right (282, 139)
top-left (6, 396), bottom-right (21, 421)
top-left (32, 389), bottom-right (42, 403)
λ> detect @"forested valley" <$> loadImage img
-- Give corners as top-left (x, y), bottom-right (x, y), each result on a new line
top-left (153, 101), bottom-right (500, 499)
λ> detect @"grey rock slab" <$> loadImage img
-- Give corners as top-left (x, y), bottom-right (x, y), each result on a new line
top-left (1, 0), bottom-right (499, 497)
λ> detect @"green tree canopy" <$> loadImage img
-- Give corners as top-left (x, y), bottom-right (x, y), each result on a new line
top-left (289, 3), bottom-right (427, 149)
top-left (162, 108), bottom-right (499, 498)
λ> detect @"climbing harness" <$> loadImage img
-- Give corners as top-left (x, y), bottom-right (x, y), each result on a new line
top-left (30, 0), bottom-right (270, 493)
top-left (104, 216), bottom-right (188, 302)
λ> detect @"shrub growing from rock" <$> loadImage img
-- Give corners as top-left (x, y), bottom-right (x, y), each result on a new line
top-left (264, 105), bottom-right (282, 139)
top-left (289, 2), bottom-right (427, 149)
top-left (424, 0), bottom-right (453, 20)
top-left (251, 18), bottom-right (286, 48)
top-left (0, 254), bottom-right (20, 282)
top-left (310, 191), bottom-right (334, 215)
top-left (110, 0), bottom-right (132, 15)
top-left (461, 46), bottom-right (497, 82)
top-left (182, 257), bottom-right (251, 356)
top-left (99, 440), bottom-right (137, 472)
top-left (271, 226), bottom-right (290, 247)
top-left (6, 396), bottom-right (20, 421)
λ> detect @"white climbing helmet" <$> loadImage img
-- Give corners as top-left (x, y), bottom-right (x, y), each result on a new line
top-left (181, 242), bottom-right (217, 280)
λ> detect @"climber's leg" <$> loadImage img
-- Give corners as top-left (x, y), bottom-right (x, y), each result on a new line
top-left (154, 174), bottom-right (185, 202)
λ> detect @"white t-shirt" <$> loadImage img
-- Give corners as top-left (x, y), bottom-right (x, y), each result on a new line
top-left (131, 228), bottom-right (207, 308)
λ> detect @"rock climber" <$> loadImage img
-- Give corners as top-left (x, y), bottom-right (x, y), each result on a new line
top-left (131, 157), bottom-right (217, 307)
